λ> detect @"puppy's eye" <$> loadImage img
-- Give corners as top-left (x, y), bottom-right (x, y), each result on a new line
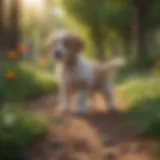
top-left (63, 40), bottom-right (70, 48)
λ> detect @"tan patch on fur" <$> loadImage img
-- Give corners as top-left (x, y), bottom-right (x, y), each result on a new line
top-left (63, 34), bottom-right (84, 69)
top-left (64, 34), bottom-right (84, 54)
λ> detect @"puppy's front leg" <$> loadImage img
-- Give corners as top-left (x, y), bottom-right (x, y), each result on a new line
top-left (76, 89), bottom-right (89, 115)
top-left (59, 86), bottom-right (71, 113)
top-left (103, 77), bottom-right (117, 111)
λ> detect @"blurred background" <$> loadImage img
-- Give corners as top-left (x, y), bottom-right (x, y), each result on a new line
top-left (0, 0), bottom-right (160, 160)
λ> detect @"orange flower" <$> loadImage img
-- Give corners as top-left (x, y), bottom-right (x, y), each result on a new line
top-left (17, 43), bottom-right (27, 53)
top-left (5, 70), bottom-right (16, 79)
top-left (155, 60), bottom-right (160, 67)
top-left (7, 51), bottom-right (17, 59)
top-left (157, 60), bottom-right (160, 65)
top-left (152, 70), bottom-right (160, 76)
top-left (40, 58), bottom-right (48, 67)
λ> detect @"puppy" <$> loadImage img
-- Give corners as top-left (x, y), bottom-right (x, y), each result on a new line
top-left (46, 30), bottom-right (125, 115)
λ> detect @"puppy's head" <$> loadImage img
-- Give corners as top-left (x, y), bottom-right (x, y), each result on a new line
top-left (46, 30), bottom-right (84, 62)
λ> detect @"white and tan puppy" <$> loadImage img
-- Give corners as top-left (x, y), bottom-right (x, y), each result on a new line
top-left (46, 30), bottom-right (125, 115)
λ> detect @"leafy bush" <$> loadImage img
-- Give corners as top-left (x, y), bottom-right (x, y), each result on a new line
top-left (0, 105), bottom-right (46, 160)
top-left (133, 53), bottom-right (160, 70)
top-left (0, 60), bottom-right (58, 103)
top-left (117, 75), bottom-right (160, 137)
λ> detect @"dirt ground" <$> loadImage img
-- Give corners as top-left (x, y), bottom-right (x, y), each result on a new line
top-left (24, 93), bottom-right (160, 160)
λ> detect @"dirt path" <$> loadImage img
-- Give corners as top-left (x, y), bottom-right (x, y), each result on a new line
top-left (24, 94), bottom-right (159, 160)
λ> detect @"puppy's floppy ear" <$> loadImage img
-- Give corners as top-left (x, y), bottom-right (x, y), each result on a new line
top-left (73, 35), bottom-right (84, 53)
top-left (44, 38), bottom-right (52, 53)
top-left (44, 34), bottom-right (55, 53)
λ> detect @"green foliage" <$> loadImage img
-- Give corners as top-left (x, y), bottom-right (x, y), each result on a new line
top-left (60, 0), bottom-right (160, 64)
top-left (118, 75), bottom-right (160, 136)
top-left (104, 2), bottom-right (133, 32)
top-left (148, 0), bottom-right (160, 30)
top-left (60, 0), bottom-right (135, 59)
top-left (61, 0), bottom-right (108, 50)
top-left (0, 60), bottom-right (58, 103)
top-left (133, 53), bottom-right (160, 70)
top-left (0, 105), bottom-right (46, 160)
top-left (62, 0), bottom-right (105, 27)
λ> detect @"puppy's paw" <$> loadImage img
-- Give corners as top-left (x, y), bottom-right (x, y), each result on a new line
top-left (107, 107), bottom-right (119, 114)
top-left (74, 110), bottom-right (89, 118)
top-left (55, 106), bottom-right (70, 116)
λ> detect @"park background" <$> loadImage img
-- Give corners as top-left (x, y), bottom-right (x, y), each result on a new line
top-left (0, 0), bottom-right (160, 160)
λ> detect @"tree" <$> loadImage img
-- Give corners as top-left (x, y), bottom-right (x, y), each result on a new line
top-left (0, 0), bottom-right (4, 50)
top-left (61, 0), bottom-right (109, 61)
top-left (132, 0), bottom-right (160, 67)
top-left (132, 0), bottom-right (149, 60)
top-left (8, 0), bottom-right (20, 50)
top-left (103, 1), bottom-right (133, 56)
top-left (109, 0), bottom-right (160, 67)
top-left (61, 0), bottom-right (136, 60)
top-left (148, 0), bottom-right (160, 31)
top-left (0, 0), bottom-right (21, 57)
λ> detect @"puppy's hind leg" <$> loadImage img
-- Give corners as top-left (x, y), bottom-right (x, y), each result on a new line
top-left (102, 77), bottom-right (117, 111)
top-left (58, 86), bottom-right (72, 114)
top-left (75, 89), bottom-right (89, 116)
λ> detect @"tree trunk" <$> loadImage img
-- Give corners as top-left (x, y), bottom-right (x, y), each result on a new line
top-left (133, 0), bottom-right (149, 68)
top-left (136, 7), bottom-right (148, 58)
top-left (91, 28), bottom-right (106, 61)
top-left (94, 38), bottom-right (106, 61)
top-left (123, 30), bottom-right (132, 57)
top-left (8, 0), bottom-right (20, 50)
top-left (0, 0), bottom-right (4, 50)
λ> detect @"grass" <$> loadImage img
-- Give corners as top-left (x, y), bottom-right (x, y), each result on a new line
top-left (0, 60), bottom-right (58, 103)
top-left (117, 74), bottom-right (160, 136)
top-left (0, 104), bottom-right (47, 160)
top-left (0, 60), bottom-right (57, 160)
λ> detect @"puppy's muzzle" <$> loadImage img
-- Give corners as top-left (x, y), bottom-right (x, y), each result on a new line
top-left (54, 51), bottom-right (64, 59)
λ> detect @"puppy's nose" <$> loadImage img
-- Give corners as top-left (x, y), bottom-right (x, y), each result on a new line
top-left (54, 51), bottom-right (63, 58)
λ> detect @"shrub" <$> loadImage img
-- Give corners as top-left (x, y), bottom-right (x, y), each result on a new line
top-left (117, 75), bottom-right (160, 137)
top-left (0, 60), bottom-right (58, 103)
top-left (0, 104), bottom-right (46, 160)
top-left (133, 53), bottom-right (160, 71)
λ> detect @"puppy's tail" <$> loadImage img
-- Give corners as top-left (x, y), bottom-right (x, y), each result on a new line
top-left (98, 57), bottom-right (126, 73)
top-left (107, 57), bottom-right (126, 68)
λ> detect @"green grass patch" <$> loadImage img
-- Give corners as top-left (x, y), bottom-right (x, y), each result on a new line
top-left (117, 75), bottom-right (160, 136)
top-left (0, 60), bottom-right (58, 103)
top-left (0, 104), bottom-right (47, 160)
